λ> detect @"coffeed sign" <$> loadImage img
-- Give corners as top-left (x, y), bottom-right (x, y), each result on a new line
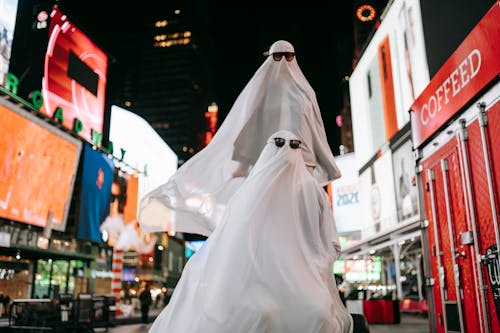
top-left (410, 4), bottom-right (500, 148)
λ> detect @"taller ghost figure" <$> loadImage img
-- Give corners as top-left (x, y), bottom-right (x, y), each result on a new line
top-left (147, 130), bottom-right (352, 333)
top-left (139, 40), bottom-right (341, 237)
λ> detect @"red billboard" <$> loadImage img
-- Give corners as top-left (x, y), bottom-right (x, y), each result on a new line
top-left (0, 101), bottom-right (81, 231)
top-left (410, 3), bottom-right (500, 148)
top-left (40, 7), bottom-right (108, 142)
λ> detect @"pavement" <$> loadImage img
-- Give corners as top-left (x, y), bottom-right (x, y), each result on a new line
top-left (0, 304), bottom-right (430, 333)
top-left (369, 313), bottom-right (430, 333)
top-left (108, 323), bottom-right (153, 332)
top-left (112, 306), bottom-right (164, 326)
top-left (0, 305), bottom-right (165, 332)
top-left (108, 312), bottom-right (430, 333)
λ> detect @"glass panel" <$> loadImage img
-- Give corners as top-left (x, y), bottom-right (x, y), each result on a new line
top-left (51, 260), bottom-right (69, 296)
top-left (34, 259), bottom-right (51, 298)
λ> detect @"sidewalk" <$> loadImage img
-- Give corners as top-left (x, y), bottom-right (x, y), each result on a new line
top-left (110, 312), bottom-right (429, 333)
top-left (109, 323), bottom-right (153, 332)
top-left (0, 305), bottom-right (165, 331)
top-left (1, 308), bottom-right (429, 332)
top-left (369, 313), bottom-right (430, 333)
top-left (113, 305), bottom-right (164, 326)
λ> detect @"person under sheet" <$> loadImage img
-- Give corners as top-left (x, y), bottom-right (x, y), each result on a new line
top-left (139, 40), bottom-right (341, 237)
top-left (148, 130), bottom-right (352, 333)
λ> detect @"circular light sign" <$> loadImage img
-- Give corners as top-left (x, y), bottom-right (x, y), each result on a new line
top-left (356, 4), bottom-right (376, 22)
top-left (37, 10), bottom-right (49, 22)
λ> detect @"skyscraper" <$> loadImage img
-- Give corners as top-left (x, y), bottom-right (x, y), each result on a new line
top-left (101, 0), bottom-right (216, 166)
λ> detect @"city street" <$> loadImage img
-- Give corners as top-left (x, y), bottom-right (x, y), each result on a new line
top-left (107, 313), bottom-right (430, 333)
top-left (1, 1), bottom-right (498, 333)
top-left (109, 323), bottom-right (152, 332)
top-left (370, 314), bottom-right (430, 333)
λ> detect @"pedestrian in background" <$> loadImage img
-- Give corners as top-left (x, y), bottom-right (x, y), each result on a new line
top-left (139, 283), bottom-right (152, 325)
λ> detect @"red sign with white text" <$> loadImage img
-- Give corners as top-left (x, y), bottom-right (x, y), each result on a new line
top-left (410, 3), bottom-right (500, 148)
top-left (41, 7), bottom-right (108, 143)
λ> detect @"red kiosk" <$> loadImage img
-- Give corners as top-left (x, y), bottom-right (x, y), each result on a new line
top-left (412, 3), bottom-right (500, 333)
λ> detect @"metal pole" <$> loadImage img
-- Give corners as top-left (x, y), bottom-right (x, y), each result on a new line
top-left (441, 159), bottom-right (465, 333)
top-left (416, 155), bottom-right (437, 332)
top-left (48, 259), bottom-right (54, 298)
top-left (415, 255), bottom-right (424, 301)
top-left (65, 260), bottom-right (71, 294)
top-left (393, 243), bottom-right (403, 300)
top-left (428, 168), bottom-right (448, 332)
top-left (477, 103), bottom-right (500, 259)
top-left (458, 121), bottom-right (489, 333)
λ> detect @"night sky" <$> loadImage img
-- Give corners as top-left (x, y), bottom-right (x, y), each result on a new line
top-left (58, 0), bottom-right (355, 155)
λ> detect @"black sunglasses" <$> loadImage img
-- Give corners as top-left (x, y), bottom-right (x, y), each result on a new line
top-left (273, 137), bottom-right (301, 149)
top-left (272, 52), bottom-right (295, 62)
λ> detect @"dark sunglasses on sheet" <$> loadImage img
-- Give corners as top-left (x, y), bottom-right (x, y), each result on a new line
top-left (273, 137), bottom-right (301, 149)
top-left (271, 52), bottom-right (295, 62)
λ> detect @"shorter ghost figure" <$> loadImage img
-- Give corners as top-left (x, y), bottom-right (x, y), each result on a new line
top-left (148, 130), bottom-right (352, 333)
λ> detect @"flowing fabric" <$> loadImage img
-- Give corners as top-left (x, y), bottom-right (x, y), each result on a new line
top-left (148, 130), bottom-right (352, 333)
top-left (139, 40), bottom-right (341, 237)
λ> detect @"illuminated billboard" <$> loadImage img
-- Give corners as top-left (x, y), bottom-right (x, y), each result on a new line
top-left (100, 169), bottom-right (156, 254)
top-left (358, 152), bottom-right (397, 239)
top-left (334, 257), bottom-right (382, 283)
top-left (349, 0), bottom-right (430, 167)
top-left (41, 7), bottom-right (108, 142)
top-left (7, 4), bottom-right (108, 144)
top-left (0, 99), bottom-right (81, 231)
top-left (76, 145), bottom-right (114, 243)
top-left (391, 138), bottom-right (419, 223)
top-left (0, 0), bottom-right (18, 85)
top-left (185, 240), bottom-right (206, 259)
top-left (109, 106), bottom-right (178, 226)
top-left (330, 152), bottom-right (362, 249)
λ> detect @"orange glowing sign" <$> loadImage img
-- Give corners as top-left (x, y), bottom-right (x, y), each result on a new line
top-left (0, 102), bottom-right (81, 231)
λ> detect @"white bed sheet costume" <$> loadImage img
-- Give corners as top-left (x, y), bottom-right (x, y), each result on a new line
top-left (148, 130), bottom-right (352, 333)
top-left (139, 40), bottom-right (341, 237)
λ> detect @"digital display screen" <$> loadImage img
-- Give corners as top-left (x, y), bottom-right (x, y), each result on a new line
top-left (77, 145), bottom-right (114, 243)
top-left (109, 106), bottom-right (178, 207)
top-left (185, 240), bottom-right (206, 259)
top-left (334, 257), bottom-right (382, 283)
top-left (0, 0), bottom-right (19, 85)
top-left (41, 7), bottom-right (108, 142)
top-left (122, 267), bottom-right (136, 282)
top-left (349, 0), bottom-right (429, 166)
top-left (0, 102), bottom-right (81, 231)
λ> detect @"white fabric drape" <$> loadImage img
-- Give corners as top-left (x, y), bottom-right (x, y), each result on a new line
top-left (139, 40), bottom-right (341, 237)
top-left (148, 130), bottom-right (352, 333)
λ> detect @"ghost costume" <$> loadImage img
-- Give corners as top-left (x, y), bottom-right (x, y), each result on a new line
top-left (148, 130), bottom-right (352, 333)
top-left (139, 40), bottom-right (341, 237)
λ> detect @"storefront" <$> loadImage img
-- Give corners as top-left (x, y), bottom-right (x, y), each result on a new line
top-left (411, 4), bottom-right (500, 333)
top-left (0, 222), bottom-right (98, 300)
top-left (341, 0), bottom-right (431, 323)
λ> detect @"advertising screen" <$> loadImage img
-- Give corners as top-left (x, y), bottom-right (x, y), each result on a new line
top-left (358, 151), bottom-right (397, 239)
top-left (0, 100), bottom-right (81, 231)
top-left (122, 267), bottom-right (136, 282)
top-left (185, 240), bottom-right (206, 259)
top-left (334, 257), bottom-right (382, 283)
top-left (40, 7), bottom-right (108, 142)
top-left (349, 0), bottom-right (430, 167)
top-left (330, 153), bottom-right (361, 239)
top-left (76, 145), bottom-right (114, 243)
top-left (391, 138), bottom-right (419, 223)
top-left (0, 0), bottom-right (18, 85)
top-left (99, 170), bottom-right (156, 254)
top-left (109, 106), bottom-right (178, 234)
